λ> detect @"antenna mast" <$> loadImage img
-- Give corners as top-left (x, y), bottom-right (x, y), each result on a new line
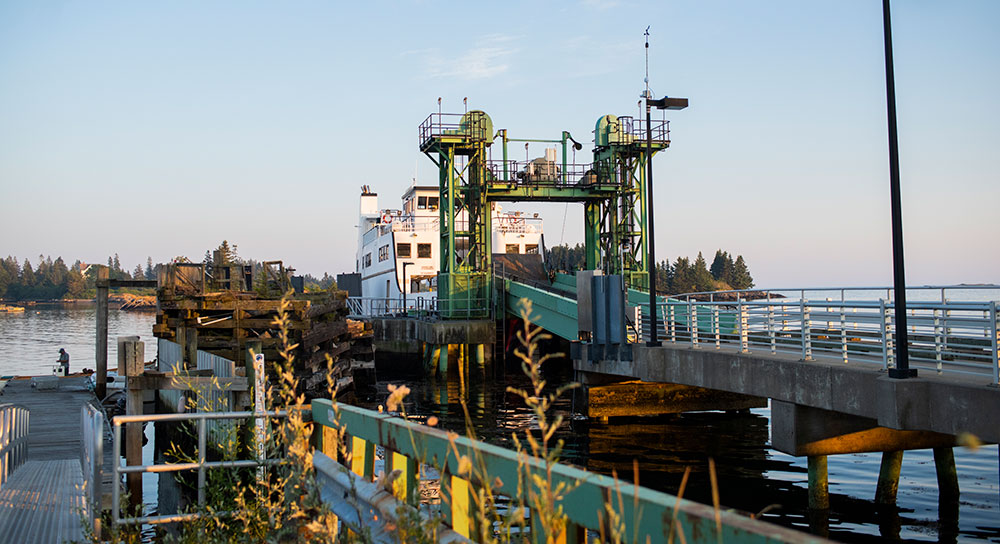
top-left (643, 26), bottom-right (651, 99)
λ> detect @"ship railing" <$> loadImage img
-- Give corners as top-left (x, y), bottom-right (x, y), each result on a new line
top-left (494, 215), bottom-right (543, 234)
top-left (389, 217), bottom-right (439, 233)
top-left (346, 296), bottom-right (489, 320)
top-left (633, 285), bottom-right (1000, 384)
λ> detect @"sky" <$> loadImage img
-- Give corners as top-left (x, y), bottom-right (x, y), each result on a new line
top-left (1, 1), bottom-right (997, 287)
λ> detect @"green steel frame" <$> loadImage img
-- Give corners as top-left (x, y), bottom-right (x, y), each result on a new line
top-left (419, 109), bottom-right (672, 318)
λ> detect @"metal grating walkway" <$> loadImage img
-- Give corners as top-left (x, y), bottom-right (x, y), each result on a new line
top-left (0, 460), bottom-right (86, 543)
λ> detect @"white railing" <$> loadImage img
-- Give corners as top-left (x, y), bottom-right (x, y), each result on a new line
top-left (0, 403), bottom-right (29, 488)
top-left (111, 409), bottom-right (294, 528)
top-left (346, 295), bottom-right (491, 320)
top-left (639, 286), bottom-right (1000, 384)
top-left (81, 404), bottom-right (105, 536)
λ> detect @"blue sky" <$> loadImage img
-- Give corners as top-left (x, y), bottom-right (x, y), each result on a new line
top-left (1, 1), bottom-right (997, 286)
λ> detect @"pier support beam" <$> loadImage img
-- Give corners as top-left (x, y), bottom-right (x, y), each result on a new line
top-left (807, 455), bottom-right (829, 510)
top-left (771, 401), bottom-right (955, 456)
top-left (438, 344), bottom-right (449, 376)
top-left (95, 266), bottom-right (109, 399)
top-left (933, 446), bottom-right (959, 501)
top-left (576, 374), bottom-right (765, 418)
top-left (875, 450), bottom-right (904, 505)
top-left (122, 337), bottom-right (145, 512)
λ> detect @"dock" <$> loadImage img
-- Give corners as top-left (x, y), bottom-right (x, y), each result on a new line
top-left (0, 375), bottom-right (114, 543)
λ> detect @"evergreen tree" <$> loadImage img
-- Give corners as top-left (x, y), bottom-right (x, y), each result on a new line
top-left (671, 257), bottom-right (694, 294)
top-left (731, 255), bottom-right (754, 289)
top-left (113, 253), bottom-right (121, 273)
top-left (215, 240), bottom-right (239, 265)
top-left (145, 257), bottom-right (155, 280)
top-left (133, 264), bottom-right (144, 279)
top-left (692, 252), bottom-right (715, 292)
top-left (710, 250), bottom-right (728, 280)
top-left (21, 259), bottom-right (35, 287)
top-left (66, 268), bottom-right (86, 298)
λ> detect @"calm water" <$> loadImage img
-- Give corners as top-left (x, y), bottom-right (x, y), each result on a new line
top-left (1, 307), bottom-right (997, 542)
top-left (0, 304), bottom-right (158, 376)
top-left (364, 360), bottom-right (1000, 543)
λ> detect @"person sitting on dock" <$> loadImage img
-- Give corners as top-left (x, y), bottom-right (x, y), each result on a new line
top-left (57, 348), bottom-right (69, 376)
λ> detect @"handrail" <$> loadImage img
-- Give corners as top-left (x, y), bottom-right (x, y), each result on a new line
top-left (636, 296), bottom-right (1000, 384)
top-left (312, 400), bottom-right (826, 543)
top-left (111, 409), bottom-right (296, 527)
top-left (80, 404), bottom-right (105, 536)
top-left (0, 403), bottom-right (29, 488)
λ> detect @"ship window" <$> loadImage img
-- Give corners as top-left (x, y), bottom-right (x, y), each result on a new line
top-left (418, 196), bottom-right (428, 209)
top-left (525, 244), bottom-right (539, 254)
top-left (378, 244), bottom-right (390, 262)
top-left (417, 243), bottom-right (432, 258)
top-left (506, 244), bottom-right (520, 254)
top-left (364, 253), bottom-right (372, 268)
top-left (397, 243), bottom-right (411, 258)
top-left (428, 197), bottom-right (439, 209)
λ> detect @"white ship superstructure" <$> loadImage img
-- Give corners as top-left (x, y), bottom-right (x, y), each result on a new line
top-left (356, 185), bottom-right (544, 306)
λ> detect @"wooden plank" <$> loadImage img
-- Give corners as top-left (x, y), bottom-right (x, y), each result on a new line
top-left (128, 375), bottom-right (249, 392)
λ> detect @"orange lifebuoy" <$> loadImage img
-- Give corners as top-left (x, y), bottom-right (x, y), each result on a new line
top-left (382, 213), bottom-right (393, 224)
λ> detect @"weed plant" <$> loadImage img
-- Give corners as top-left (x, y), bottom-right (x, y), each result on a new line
top-left (90, 295), bottom-right (722, 543)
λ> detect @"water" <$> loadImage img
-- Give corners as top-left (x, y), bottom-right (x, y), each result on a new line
top-left (2, 307), bottom-right (997, 542)
top-left (0, 303), bottom-right (158, 376)
top-left (362, 361), bottom-right (1000, 543)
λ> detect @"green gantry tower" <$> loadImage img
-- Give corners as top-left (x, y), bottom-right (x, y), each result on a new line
top-left (419, 108), bottom-right (673, 318)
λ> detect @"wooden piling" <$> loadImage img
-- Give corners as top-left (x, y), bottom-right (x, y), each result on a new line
top-left (875, 450), bottom-right (904, 505)
top-left (121, 338), bottom-right (145, 512)
top-left (95, 266), bottom-right (109, 399)
top-left (933, 447), bottom-right (960, 501)
top-left (807, 455), bottom-right (829, 510)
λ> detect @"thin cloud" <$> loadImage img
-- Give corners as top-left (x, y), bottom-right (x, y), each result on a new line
top-left (417, 35), bottom-right (520, 80)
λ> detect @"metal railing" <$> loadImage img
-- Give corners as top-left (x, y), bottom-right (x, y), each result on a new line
top-left (637, 286), bottom-right (1000, 383)
top-left (81, 404), bottom-right (105, 535)
top-left (311, 399), bottom-right (820, 544)
top-left (111, 410), bottom-right (292, 527)
top-left (419, 112), bottom-right (492, 148)
top-left (0, 403), bottom-right (29, 488)
top-left (347, 295), bottom-right (491, 320)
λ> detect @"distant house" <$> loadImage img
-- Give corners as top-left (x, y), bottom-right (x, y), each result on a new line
top-left (77, 262), bottom-right (96, 276)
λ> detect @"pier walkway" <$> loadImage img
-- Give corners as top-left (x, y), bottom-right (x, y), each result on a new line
top-left (0, 375), bottom-right (113, 543)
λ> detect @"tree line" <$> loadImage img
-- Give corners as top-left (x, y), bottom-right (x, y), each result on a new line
top-left (0, 240), bottom-right (336, 301)
top-left (545, 245), bottom-right (754, 294)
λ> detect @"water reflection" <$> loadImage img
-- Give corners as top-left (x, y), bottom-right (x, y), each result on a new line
top-left (367, 353), bottom-right (1000, 543)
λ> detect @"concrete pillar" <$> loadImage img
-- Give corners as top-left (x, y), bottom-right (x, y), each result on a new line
top-left (807, 455), bottom-right (829, 510)
top-left (95, 266), bottom-right (109, 399)
top-left (875, 450), bottom-right (904, 505)
top-left (933, 447), bottom-right (960, 501)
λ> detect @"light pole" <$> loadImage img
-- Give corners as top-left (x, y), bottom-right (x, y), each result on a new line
top-left (401, 261), bottom-right (413, 315)
top-left (645, 95), bottom-right (688, 346)
top-left (882, 0), bottom-right (915, 378)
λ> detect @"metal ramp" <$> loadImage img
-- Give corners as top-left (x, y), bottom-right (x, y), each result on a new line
top-left (0, 460), bottom-right (86, 543)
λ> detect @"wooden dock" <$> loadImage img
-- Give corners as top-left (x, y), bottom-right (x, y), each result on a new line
top-left (0, 375), bottom-right (115, 543)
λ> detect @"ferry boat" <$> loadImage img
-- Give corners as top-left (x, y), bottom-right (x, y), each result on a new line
top-left (356, 184), bottom-right (544, 309)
